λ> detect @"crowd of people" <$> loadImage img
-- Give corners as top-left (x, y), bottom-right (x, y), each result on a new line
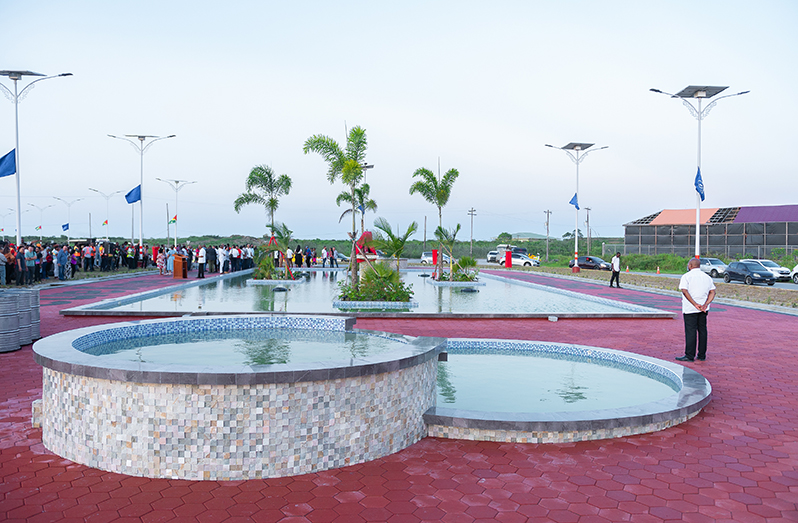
top-left (0, 239), bottom-right (154, 285)
top-left (153, 244), bottom-right (257, 277)
top-left (0, 238), bottom-right (349, 286)
top-left (280, 245), bottom-right (341, 270)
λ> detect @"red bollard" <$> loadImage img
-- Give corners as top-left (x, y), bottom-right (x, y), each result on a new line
top-left (505, 250), bottom-right (512, 268)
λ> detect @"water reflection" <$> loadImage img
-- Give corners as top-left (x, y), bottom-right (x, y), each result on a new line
top-left (436, 361), bottom-right (457, 403)
top-left (237, 338), bottom-right (291, 364)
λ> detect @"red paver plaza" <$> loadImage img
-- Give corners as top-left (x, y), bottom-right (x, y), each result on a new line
top-left (2, 270), bottom-right (797, 522)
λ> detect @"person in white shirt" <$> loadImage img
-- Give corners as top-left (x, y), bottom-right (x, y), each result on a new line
top-left (676, 258), bottom-right (716, 362)
top-left (610, 252), bottom-right (621, 288)
top-left (197, 246), bottom-right (206, 278)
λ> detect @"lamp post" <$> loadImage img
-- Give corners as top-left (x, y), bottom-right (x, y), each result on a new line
top-left (155, 178), bottom-right (196, 247)
top-left (108, 134), bottom-right (176, 248)
top-left (650, 86), bottom-right (749, 258)
top-left (0, 70), bottom-right (72, 246)
top-left (27, 203), bottom-right (54, 241)
top-left (545, 142), bottom-right (608, 272)
top-left (53, 197), bottom-right (82, 246)
top-left (88, 188), bottom-right (123, 240)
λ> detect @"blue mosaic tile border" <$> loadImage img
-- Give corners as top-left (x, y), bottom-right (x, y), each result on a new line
top-left (72, 315), bottom-right (349, 352)
top-left (246, 279), bottom-right (306, 285)
top-left (334, 300), bottom-right (419, 310)
top-left (426, 280), bottom-right (487, 287)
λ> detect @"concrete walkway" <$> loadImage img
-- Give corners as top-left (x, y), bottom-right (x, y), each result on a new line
top-left (1, 269), bottom-right (796, 522)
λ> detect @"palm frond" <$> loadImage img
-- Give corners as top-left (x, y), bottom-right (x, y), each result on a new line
top-left (234, 192), bottom-right (266, 213)
top-left (303, 135), bottom-right (345, 183)
top-left (345, 126), bottom-right (368, 163)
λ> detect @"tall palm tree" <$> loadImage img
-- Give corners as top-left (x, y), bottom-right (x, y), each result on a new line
top-left (409, 166), bottom-right (459, 229)
top-left (336, 183), bottom-right (377, 233)
top-left (304, 126), bottom-right (369, 287)
top-left (371, 217), bottom-right (418, 271)
top-left (234, 165), bottom-right (292, 229)
top-left (409, 165), bottom-right (459, 277)
top-left (435, 224), bottom-right (461, 281)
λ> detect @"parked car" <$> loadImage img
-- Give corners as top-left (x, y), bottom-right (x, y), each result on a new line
top-left (740, 259), bottom-right (791, 282)
top-left (420, 251), bottom-right (452, 265)
top-left (496, 244), bottom-right (528, 256)
top-left (723, 261), bottom-right (776, 286)
top-left (335, 251), bottom-right (349, 263)
top-left (568, 256), bottom-right (611, 270)
top-left (792, 263), bottom-right (798, 284)
top-left (499, 252), bottom-right (539, 267)
top-left (486, 251), bottom-right (498, 263)
top-left (699, 257), bottom-right (728, 278)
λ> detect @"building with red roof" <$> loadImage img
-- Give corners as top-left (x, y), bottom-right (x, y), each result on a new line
top-left (623, 204), bottom-right (798, 257)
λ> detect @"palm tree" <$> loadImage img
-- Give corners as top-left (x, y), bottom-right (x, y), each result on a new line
top-left (409, 166), bottom-right (459, 229)
top-left (304, 126), bottom-right (369, 288)
top-left (409, 165), bottom-right (459, 277)
top-left (435, 224), bottom-right (461, 281)
top-left (371, 217), bottom-right (418, 271)
top-left (234, 165), bottom-right (292, 229)
top-left (266, 222), bottom-right (294, 279)
top-left (337, 183), bottom-right (377, 233)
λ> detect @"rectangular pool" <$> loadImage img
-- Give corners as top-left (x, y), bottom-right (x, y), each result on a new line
top-left (71, 270), bottom-right (671, 318)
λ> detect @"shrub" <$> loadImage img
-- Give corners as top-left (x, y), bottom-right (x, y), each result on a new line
top-left (338, 263), bottom-right (413, 302)
top-left (254, 256), bottom-right (277, 280)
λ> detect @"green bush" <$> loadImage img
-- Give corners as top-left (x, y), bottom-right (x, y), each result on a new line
top-left (254, 256), bottom-right (277, 280)
top-left (338, 263), bottom-right (413, 302)
top-left (621, 253), bottom-right (691, 273)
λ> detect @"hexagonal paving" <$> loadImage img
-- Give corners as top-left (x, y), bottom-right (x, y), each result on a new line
top-left (2, 269), bottom-right (797, 522)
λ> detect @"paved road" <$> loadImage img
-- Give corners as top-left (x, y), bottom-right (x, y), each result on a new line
top-left (630, 270), bottom-right (797, 290)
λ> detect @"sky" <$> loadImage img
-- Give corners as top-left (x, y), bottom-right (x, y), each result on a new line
top-left (1, 1), bottom-right (796, 244)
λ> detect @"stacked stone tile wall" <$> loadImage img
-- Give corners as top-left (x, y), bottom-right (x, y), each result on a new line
top-left (41, 359), bottom-right (436, 480)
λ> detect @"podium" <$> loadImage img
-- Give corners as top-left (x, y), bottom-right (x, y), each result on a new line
top-left (173, 256), bottom-right (188, 279)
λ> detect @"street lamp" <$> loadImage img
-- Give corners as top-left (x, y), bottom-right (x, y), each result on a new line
top-left (108, 134), bottom-right (176, 248)
top-left (53, 197), bottom-right (83, 246)
top-left (545, 142), bottom-right (608, 272)
top-left (88, 188), bottom-right (123, 240)
top-left (650, 85), bottom-right (749, 258)
top-left (27, 203), bottom-right (54, 241)
top-left (0, 70), bottom-right (72, 246)
top-left (156, 178), bottom-right (196, 247)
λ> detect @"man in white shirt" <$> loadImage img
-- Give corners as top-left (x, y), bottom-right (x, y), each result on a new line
top-left (610, 252), bottom-right (621, 288)
top-left (197, 246), bottom-right (206, 278)
top-left (676, 258), bottom-right (716, 362)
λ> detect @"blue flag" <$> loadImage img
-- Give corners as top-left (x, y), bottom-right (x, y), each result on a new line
top-left (125, 185), bottom-right (141, 204)
top-left (569, 193), bottom-right (580, 210)
top-left (0, 149), bottom-right (15, 178)
top-left (694, 167), bottom-right (705, 201)
top-left (62, 223), bottom-right (69, 231)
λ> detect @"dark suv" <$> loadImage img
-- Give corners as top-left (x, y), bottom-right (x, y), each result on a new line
top-left (568, 256), bottom-right (611, 270)
top-left (723, 261), bottom-right (776, 286)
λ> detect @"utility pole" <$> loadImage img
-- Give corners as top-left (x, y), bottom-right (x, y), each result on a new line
top-left (423, 216), bottom-right (427, 251)
top-left (468, 208), bottom-right (476, 255)
top-left (584, 207), bottom-right (591, 255)
top-left (544, 210), bottom-right (552, 262)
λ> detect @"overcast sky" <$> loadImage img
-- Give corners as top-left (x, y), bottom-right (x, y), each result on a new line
top-left (1, 1), bottom-right (796, 243)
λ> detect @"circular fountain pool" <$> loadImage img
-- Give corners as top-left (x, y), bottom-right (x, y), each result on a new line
top-left (426, 339), bottom-right (712, 443)
top-left (33, 315), bottom-right (445, 480)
